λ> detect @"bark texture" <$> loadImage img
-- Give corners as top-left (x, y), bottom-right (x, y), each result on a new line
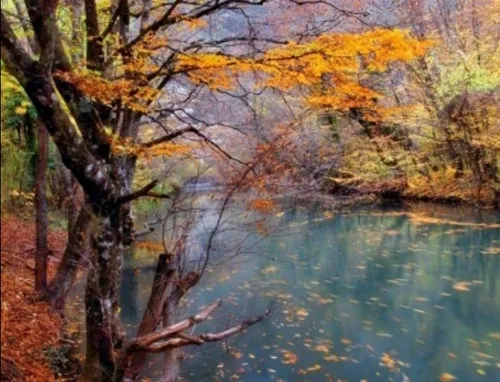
top-left (42, 204), bottom-right (92, 311)
top-left (35, 121), bottom-right (49, 292)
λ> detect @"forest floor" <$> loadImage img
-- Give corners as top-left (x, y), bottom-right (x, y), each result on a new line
top-left (1, 214), bottom-right (67, 381)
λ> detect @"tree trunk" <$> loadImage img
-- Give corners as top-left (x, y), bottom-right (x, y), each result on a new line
top-left (67, 172), bottom-right (80, 234)
top-left (35, 121), bottom-right (49, 293)
top-left (13, 0), bottom-right (39, 55)
top-left (162, 297), bottom-right (182, 382)
top-left (83, 209), bottom-right (125, 381)
top-left (69, 0), bottom-right (83, 64)
top-left (122, 254), bottom-right (176, 381)
top-left (42, 204), bottom-right (92, 311)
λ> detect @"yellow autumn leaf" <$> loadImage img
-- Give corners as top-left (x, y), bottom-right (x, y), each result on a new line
top-left (314, 344), bottom-right (329, 353)
top-left (296, 308), bottom-right (309, 317)
top-left (440, 372), bottom-right (457, 382)
top-left (14, 106), bottom-right (27, 115)
top-left (306, 364), bottom-right (321, 372)
top-left (282, 351), bottom-right (298, 365)
top-left (453, 281), bottom-right (471, 292)
top-left (488, 332), bottom-right (500, 340)
top-left (324, 355), bottom-right (340, 362)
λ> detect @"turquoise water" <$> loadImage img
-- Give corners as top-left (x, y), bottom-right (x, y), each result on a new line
top-left (121, 204), bottom-right (500, 381)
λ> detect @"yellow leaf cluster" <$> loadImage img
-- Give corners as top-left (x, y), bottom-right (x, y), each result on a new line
top-left (56, 70), bottom-right (159, 112)
top-left (181, 17), bottom-right (208, 30)
top-left (177, 29), bottom-right (431, 111)
top-left (112, 137), bottom-right (191, 159)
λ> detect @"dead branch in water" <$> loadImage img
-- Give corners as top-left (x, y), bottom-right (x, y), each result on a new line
top-left (125, 299), bottom-right (270, 353)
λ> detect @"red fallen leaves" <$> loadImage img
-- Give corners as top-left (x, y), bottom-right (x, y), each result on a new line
top-left (1, 215), bottom-right (67, 381)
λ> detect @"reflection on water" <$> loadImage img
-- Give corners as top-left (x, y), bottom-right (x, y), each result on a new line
top-left (111, 204), bottom-right (500, 381)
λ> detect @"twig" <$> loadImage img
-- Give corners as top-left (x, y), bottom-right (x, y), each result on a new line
top-left (117, 180), bottom-right (159, 204)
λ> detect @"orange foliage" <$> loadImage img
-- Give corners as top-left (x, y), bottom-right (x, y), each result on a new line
top-left (177, 29), bottom-right (432, 112)
top-left (112, 137), bottom-right (192, 158)
top-left (248, 198), bottom-right (277, 214)
top-left (56, 70), bottom-right (160, 112)
top-left (1, 215), bottom-right (67, 381)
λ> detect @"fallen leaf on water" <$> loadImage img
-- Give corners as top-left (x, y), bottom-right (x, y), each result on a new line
top-left (440, 372), bottom-right (456, 382)
top-left (380, 353), bottom-right (396, 370)
top-left (376, 332), bottom-right (393, 338)
top-left (474, 351), bottom-right (495, 360)
top-left (282, 351), bottom-right (298, 365)
top-left (341, 338), bottom-right (352, 346)
top-left (262, 266), bottom-right (278, 274)
top-left (306, 364), bottom-right (321, 372)
top-left (414, 297), bottom-right (429, 302)
top-left (314, 344), bottom-right (329, 353)
top-left (477, 369), bottom-right (486, 376)
top-left (296, 308), bottom-right (309, 317)
top-left (482, 247), bottom-right (500, 255)
top-left (324, 355), bottom-right (340, 362)
top-left (488, 332), bottom-right (500, 340)
top-left (453, 281), bottom-right (471, 292)
top-left (231, 350), bottom-right (243, 359)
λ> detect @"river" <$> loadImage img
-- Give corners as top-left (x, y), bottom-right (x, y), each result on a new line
top-left (70, 202), bottom-right (500, 381)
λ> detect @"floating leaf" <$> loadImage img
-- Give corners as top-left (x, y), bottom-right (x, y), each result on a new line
top-left (306, 364), bottom-right (321, 372)
top-left (282, 351), bottom-right (298, 365)
top-left (314, 344), bottom-right (329, 353)
top-left (324, 355), bottom-right (340, 362)
top-left (488, 333), bottom-right (500, 340)
top-left (296, 308), bottom-right (309, 317)
top-left (440, 373), bottom-right (457, 382)
top-left (262, 266), bottom-right (278, 274)
top-left (453, 281), bottom-right (471, 292)
top-left (340, 338), bottom-right (352, 346)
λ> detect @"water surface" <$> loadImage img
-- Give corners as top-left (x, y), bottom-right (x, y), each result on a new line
top-left (92, 204), bottom-right (500, 381)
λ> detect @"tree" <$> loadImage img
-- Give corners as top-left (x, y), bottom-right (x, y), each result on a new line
top-left (34, 120), bottom-right (49, 292)
top-left (1, 0), bottom-right (428, 380)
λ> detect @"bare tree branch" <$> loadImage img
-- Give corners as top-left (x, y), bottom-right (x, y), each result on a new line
top-left (145, 192), bottom-right (172, 199)
top-left (117, 179), bottom-right (159, 204)
top-left (129, 299), bottom-right (223, 350)
top-left (142, 307), bottom-right (271, 352)
top-left (143, 125), bottom-right (248, 166)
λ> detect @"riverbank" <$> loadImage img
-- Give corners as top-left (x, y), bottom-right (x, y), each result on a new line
top-left (1, 215), bottom-right (67, 381)
top-left (321, 174), bottom-right (499, 209)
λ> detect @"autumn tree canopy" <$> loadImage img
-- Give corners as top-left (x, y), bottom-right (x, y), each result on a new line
top-left (6, 0), bottom-right (497, 381)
